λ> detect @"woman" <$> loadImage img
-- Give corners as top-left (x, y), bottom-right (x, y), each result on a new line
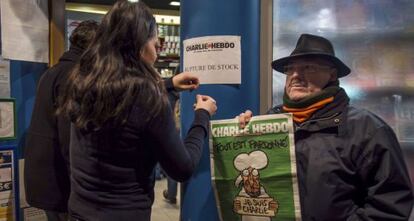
top-left (58, 1), bottom-right (217, 220)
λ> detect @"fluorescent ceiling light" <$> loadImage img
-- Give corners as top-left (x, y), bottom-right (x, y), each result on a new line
top-left (169, 1), bottom-right (180, 6)
top-left (66, 3), bottom-right (110, 15)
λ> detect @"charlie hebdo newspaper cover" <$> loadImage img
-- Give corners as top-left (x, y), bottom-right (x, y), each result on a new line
top-left (210, 114), bottom-right (301, 221)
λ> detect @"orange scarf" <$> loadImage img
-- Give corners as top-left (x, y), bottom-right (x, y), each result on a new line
top-left (283, 97), bottom-right (334, 123)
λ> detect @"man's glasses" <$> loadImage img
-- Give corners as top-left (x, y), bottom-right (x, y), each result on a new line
top-left (283, 64), bottom-right (335, 75)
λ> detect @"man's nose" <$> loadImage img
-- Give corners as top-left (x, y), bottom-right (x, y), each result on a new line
top-left (291, 69), bottom-right (307, 78)
top-left (289, 70), bottom-right (302, 78)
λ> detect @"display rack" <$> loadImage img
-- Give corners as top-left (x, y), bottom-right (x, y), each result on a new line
top-left (156, 21), bottom-right (180, 78)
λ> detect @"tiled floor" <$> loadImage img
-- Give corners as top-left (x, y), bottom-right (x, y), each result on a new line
top-left (151, 178), bottom-right (180, 221)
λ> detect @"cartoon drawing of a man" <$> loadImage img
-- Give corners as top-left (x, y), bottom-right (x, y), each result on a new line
top-left (233, 150), bottom-right (278, 221)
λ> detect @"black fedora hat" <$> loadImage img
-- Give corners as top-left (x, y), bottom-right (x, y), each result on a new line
top-left (272, 34), bottom-right (351, 78)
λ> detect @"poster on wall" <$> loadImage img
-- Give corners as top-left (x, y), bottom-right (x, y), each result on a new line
top-left (0, 149), bottom-right (14, 221)
top-left (0, 99), bottom-right (15, 141)
top-left (210, 114), bottom-right (301, 221)
top-left (1, 0), bottom-right (49, 63)
top-left (0, 58), bottom-right (10, 98)
top-left (183, 35), bottom-right (241, 84)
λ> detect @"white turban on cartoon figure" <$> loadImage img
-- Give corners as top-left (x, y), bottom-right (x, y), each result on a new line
top-left (233, 150), bottom-right (278, 221)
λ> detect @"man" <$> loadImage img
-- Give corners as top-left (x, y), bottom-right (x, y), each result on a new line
top-left (162, 65), bottom-right (180, 205)
top-left (24, 20), bottom-right (99, 221)
top-left (239, 33), bottom-right (413, 220)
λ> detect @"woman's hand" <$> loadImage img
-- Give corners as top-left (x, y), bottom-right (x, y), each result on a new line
top-left (195, 94), bottom-right (217, 116)
top-left (237, 110), bottom-right (253, 129)
top-left (172, 72), bottom-right (200, 92)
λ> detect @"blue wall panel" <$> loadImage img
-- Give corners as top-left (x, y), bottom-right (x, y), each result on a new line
top-left (7, 61), bottom-right (46, 155)
top-left (0, 60), bottom-right (46, 221)
top-left (180, 1), bottom-right (261, 220)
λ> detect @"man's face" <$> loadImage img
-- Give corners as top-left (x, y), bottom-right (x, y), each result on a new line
top-left (284, 57), bottom-right (337, 101)
top-left (241, 167), bottom-right (261, 197)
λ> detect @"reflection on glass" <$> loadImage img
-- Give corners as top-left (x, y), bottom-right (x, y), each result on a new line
top-left (272, 0), bottom-right (414, 183)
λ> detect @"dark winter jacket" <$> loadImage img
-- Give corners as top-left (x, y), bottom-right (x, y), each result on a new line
top-left (24, 46), bottom-right (83, 212)
top-left (68, 97), bottom-right (210, 221)
top-left (268, 89), bottom-right (414, 221)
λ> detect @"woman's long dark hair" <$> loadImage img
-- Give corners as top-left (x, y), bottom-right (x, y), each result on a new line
top-left (59, 0), bottom-right (167, 131)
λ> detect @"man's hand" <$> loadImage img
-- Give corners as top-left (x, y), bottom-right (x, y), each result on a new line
top-left (172, 72), bottom-right (200, 92)
top-left (237, 110), bottom-right (253, 129)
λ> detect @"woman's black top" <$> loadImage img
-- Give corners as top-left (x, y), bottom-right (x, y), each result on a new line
top-left (68, 97), bottom-right (210, 221)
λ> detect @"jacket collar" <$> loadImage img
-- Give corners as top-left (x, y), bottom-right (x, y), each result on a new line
top-left (298, 88), bottom-right (349, 135)
top-left (58, 46), bottom-right (84, 63)
top-left (270, 88), bottom-right (349, 135)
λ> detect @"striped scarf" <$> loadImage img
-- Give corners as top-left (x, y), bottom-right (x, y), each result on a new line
top-left (283, 86), bottom-right (340, 123)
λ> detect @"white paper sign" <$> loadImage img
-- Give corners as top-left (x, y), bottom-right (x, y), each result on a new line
top-left (0, 57), bottom-right (11, 98)
top-left (0, 101), bottom-right (14, 139)
top-left (183, 36), bottom-right (241, 84)
top-left (18, 160), bottom-right (28, 208)
top-left (23, 207), bottom-right (46, 221)
top-left (1, 0), bottom-right (49, 63)
top-left (0, 150), bottom-right (14, 221)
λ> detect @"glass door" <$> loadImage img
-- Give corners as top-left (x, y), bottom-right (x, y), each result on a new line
top-left (272, 0), bottom-right (414, 197)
